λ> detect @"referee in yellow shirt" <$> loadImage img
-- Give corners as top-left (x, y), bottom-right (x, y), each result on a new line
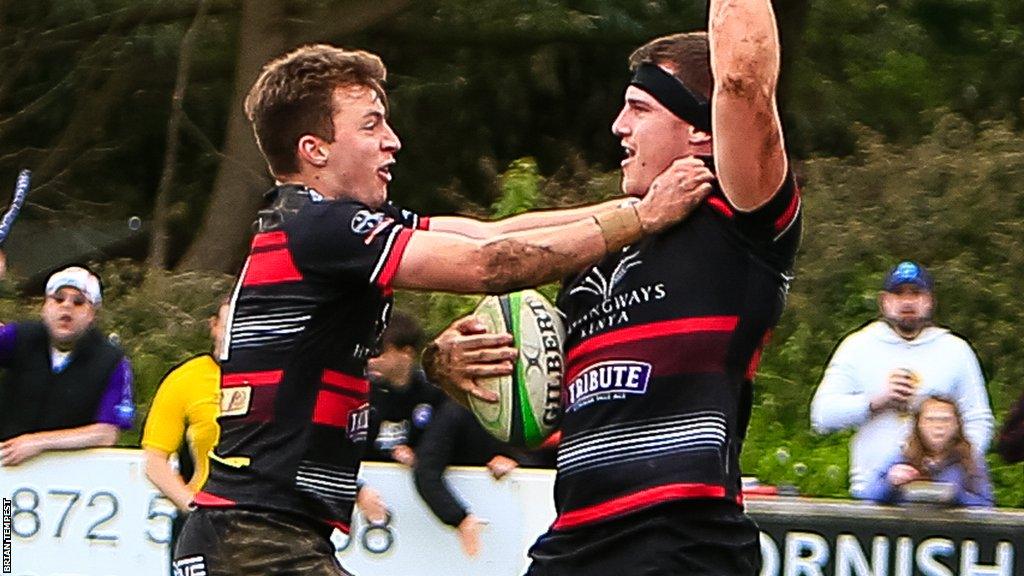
top-left (142, 301), bottom-right (228, 512)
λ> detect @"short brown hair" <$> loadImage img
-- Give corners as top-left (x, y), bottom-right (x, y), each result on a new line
top-left (382, 311), bottom-right (425, 352)
top-left (628, 32), bottom-right (711, 100)
top-left (244, 44), bottom-right (388, 176)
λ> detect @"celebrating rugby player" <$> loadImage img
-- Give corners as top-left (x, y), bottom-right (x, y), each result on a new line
top-left (172, 44), bottom-right (712, 575)
top-left (426, 0), bottom-right (802, 573)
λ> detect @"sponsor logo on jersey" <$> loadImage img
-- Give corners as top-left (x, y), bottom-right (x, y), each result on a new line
top-left (569, 249), bottom-right (643, 300)
top-left (566, 247), bottom-right (668, 339)
top-left (566, 360), bottom-right (652, 412)
top-left (220, 386), bottom-right (252, 417)
top-left (347, 403), bottom-right (371, 442)
top-left (351, 210), bottom-right (389, 235)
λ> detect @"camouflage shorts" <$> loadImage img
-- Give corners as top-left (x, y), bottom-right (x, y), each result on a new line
top-left (173, 508), bottom-right (352, 576)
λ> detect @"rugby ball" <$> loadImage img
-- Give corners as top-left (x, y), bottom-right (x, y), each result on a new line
top-left (470, 289), bottom-right (565, 448)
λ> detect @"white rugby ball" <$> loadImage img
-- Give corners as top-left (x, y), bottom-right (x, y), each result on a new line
top-left (470, 289), bottom-right (565, 448)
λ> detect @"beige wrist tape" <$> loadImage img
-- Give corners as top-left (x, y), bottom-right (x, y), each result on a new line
top-left (593, 204), bottom-right (643, 253)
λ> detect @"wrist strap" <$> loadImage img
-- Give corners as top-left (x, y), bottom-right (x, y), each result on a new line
top-left (593, 204), bottom-right (643, 253)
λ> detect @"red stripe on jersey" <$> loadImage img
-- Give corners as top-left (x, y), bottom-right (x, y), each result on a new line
top-left (773, 189), bottom-right (801, 233)
top-left (417, 216), bottom-right (431, 230)
top-left (541, 430), bottom-right (562, 449)
top-left (707, 196), bottom-right (735, 218)
top-left (323, 519), bottom-right (351, 535)
top-left (312, 388), bottom-right (364, 428)
top-left (745, 330), bottom-right (772, 380)
top-left (250, 231), bottom-right (288, 250)
top-left (222, 370), bottom-right (283, 387)
top-left (565, 330), bottom-right (733, 384)
top-left (552, 483), bottom-right (727, 530)
top-left (566, 316), bottom-right (738, 366)
top-left (242, 249), bottom-right (303, 286)
top-left (193, 491), bottom-right (237, 507)
top-left (375, 228), bottom-right (415, 291)
top-left (321, 370), bottom-right (370, 396)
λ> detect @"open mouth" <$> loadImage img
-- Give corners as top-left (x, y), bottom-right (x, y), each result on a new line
top-left (377, 160), bottom-right (395, 183)
top-left (620, 142), bottom-right (636, 167)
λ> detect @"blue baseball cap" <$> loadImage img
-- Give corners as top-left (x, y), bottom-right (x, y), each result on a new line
top-left (883, 261), bottom-right (933, 292)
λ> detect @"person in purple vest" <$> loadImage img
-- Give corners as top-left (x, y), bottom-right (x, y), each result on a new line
top-left (425, 0), bottom-right (801, 573)
top-left (0, 264), bottom-right (134, 466)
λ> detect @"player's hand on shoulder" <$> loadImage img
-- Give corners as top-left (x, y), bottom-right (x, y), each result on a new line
top-left (423, 316), bottom-right (516, 407)
top-left (635, 156), bottom-right (714, 234)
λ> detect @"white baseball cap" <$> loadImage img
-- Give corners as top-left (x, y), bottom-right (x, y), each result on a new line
top-left (45, 266), bottom-right (102, 306)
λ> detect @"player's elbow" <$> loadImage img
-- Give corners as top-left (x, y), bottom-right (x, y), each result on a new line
top-left (716, 69), bottom-right (775, 102)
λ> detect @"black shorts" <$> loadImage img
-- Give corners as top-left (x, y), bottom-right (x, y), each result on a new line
top-left (173, 508), bottom-right (352, 576)
top-left (525, 500), bottom-right (761, 576)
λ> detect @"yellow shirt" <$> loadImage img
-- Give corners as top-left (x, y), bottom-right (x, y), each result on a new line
top-left (141, 354), bottom-right (220, 492)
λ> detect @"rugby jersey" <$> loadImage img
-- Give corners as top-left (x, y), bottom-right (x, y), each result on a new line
top-left (553, 161), bottom-right (801, 531)
top-left (195, 184), bottom-right (428, 534)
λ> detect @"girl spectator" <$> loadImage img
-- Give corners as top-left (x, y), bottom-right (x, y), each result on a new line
top-left (864, 395), bottom-right (993, 506)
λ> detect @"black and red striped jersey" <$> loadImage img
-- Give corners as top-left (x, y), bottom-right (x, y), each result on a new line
top-left (195, 184), bottom-right (427, 534)
top-left (552, 163), bottom-right (801, 531)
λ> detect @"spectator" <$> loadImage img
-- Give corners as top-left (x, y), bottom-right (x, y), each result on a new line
top-left (365, 311), bottom-right (445, 466)
top-left (142, 299), bottom-right (229, 512)
top-left (811, 261), bottom-right (994, 498)
top-left (413, 398), bottom-right (553, 557)
top-left (996, 389), bottom-right (1024, 463)
top-left (0, 265), bottom-right (134, 466)
top-left (863, 395), bottom-right (993, 507)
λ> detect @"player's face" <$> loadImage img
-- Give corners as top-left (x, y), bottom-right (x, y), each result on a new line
top-left (367, 344), bottom-right (414, 387)
top-left (879, 284), bottom-right (933, 338)
top-left (41, 287), bottom-right (96, 348)
top-left (326, 84), bottom-right (401, 208)
top-left (918, 400), bottom-right (958, 454)
top-left (611, 85), bottom-right (693, 197)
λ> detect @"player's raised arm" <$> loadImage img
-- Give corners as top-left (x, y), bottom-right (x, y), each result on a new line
top-left (392, 157), bottom-right (714, 294)
top-left (708, 0), bottom-right (788, 211)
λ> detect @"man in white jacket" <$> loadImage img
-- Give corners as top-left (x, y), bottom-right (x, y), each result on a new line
top-left (810, 261), bottom-right (994, 498)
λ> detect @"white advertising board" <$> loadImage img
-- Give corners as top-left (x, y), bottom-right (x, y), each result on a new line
top-left (0, 448), bottom-right (176, 576)
top-left (9, 450), bottom-right (1020, 575)
top-left (337, 463), bottom-right (556, 576)
top-left (0, 450), bottom-right (556, 576)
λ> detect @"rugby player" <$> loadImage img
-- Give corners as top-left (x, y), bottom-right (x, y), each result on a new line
top-left (425, 0), bottom-right (802, 573)
top-left (172, 44), bottom-right (713, 575)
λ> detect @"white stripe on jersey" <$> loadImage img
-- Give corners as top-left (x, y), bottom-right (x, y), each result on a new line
top-left (557, 412), bottom-right (728, 476)
top-left (369, 226), bottom-right (402, 285)
top-left (773, 195), bottom-right (802, 242)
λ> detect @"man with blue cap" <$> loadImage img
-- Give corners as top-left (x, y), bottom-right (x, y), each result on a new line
top-left (810, 261), bottom-right (994, 498)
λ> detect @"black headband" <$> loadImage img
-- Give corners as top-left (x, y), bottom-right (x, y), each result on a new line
top-left (629, 63), bottom-right (711, 133)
